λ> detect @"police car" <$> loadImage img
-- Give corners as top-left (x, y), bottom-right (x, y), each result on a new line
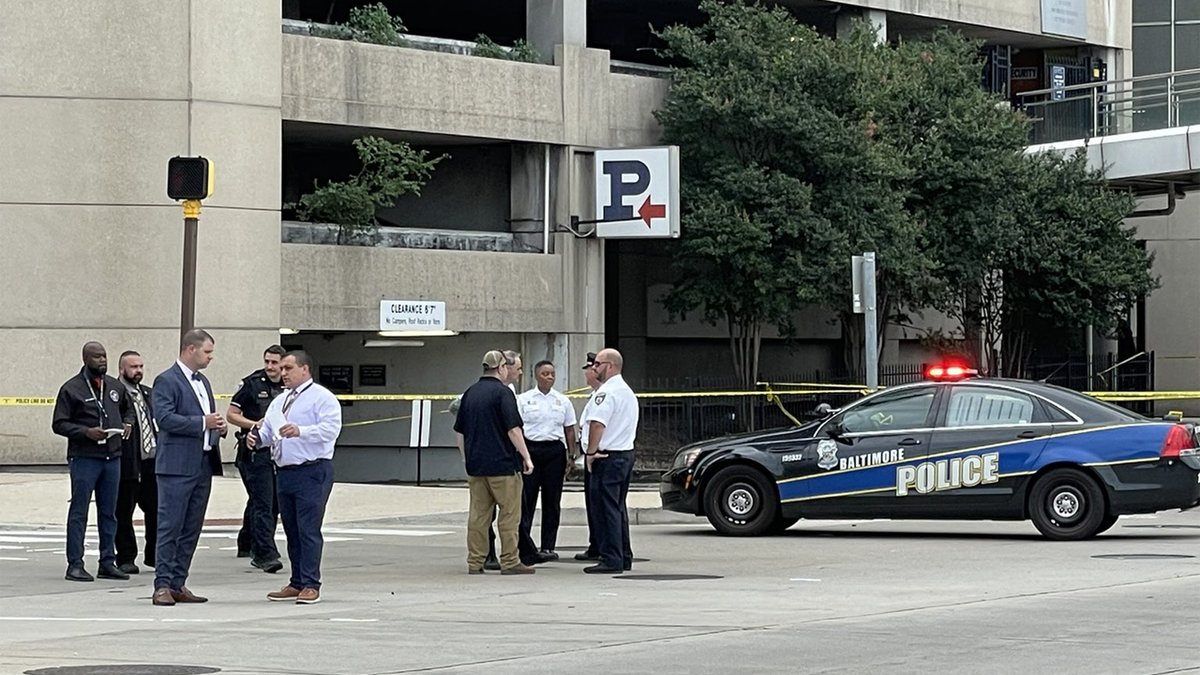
top-left (660, 367), bottom-right (1200, 540)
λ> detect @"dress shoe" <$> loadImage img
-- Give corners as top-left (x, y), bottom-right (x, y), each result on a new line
top-left (501, 563), bottom-right (536, 575)
top-left (152, 588), bottom-right (176, 606)
top-left (483, 556), bottom-right (501, 571)
top-left (296, 588), bottom-right (321, 605)
top-left (171, 587), bottom-right (208, 603)
top-left (467, 567), bottom-right (484, 575)
top-left (583, 564), bottom-right (623, 574)
top-left (251, 558), bottom-right (284, 574)
top-left (538, 550), bottom-right (560, 562)
top-left (268, 585), bottom-right (302, 602)
top-left (117, 562), bottom-right (140, 575)
top-left (236, 550), bottom-right (251, 558)
top-left (574, 551), bottom-right (599, 561)
top-left (64, 565), bottom-right (94, 582)
top-left (97, 563), bottom-right (130, 580)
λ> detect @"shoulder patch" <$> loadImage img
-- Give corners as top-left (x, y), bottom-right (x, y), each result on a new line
top-left (109, 390), bottom-right (120, 402)
top-left (594, 393), bottom-right (606, 405)
top-left (235, 381), bottom-right (244, 392)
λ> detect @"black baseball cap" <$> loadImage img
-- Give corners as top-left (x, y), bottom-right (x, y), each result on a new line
top-left (581, 352), bottom-right (597, 369)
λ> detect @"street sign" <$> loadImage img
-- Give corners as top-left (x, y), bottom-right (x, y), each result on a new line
top-left (594, 146), bottom-right (680, 239)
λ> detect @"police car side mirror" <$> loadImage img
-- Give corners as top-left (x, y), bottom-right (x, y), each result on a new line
top-left (815, 403), bottom-right (839, 418)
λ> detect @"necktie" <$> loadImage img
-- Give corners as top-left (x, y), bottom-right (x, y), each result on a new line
top-left (133, 390), bottom-right (155, 458)
top-left (282, 390), bottom-right (299, 416)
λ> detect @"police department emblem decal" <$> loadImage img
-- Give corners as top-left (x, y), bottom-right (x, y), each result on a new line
top-left (109, 390), bottom-right (119, 402)
top-left (816, 439), bottom-right (839, 470)
top-left (594, 394), bottom-right (606, 405)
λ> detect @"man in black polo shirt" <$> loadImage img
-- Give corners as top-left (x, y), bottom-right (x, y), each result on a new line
top-left (454, 350), bottom-right (535, 575)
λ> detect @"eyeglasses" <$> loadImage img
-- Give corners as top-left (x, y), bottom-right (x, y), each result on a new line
top-left (592, 361), bottom-right (612, 368)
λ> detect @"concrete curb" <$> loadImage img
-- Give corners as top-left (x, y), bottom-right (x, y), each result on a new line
top-left (339, 507), bottom-right (700, 528)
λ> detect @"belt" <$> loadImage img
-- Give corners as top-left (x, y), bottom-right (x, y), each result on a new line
top-left (277, 458), bottom-right (330, 470)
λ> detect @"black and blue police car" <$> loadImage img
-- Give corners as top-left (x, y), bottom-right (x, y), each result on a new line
top-left (660, 366), bottom-right (1200, 540)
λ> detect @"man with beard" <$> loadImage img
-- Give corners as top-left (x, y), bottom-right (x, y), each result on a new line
top-left (114, 351), bottom-right (158, 575)
top-left (52, 341), bottom-right (135, 582)
top-left (227, 345), bottom-right (287, 574)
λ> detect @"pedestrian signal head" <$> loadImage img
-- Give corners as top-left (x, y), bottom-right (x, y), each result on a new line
top-left (167, 156), bottom-right (214, 200)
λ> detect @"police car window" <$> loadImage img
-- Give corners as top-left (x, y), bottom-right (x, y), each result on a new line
top-left (839, 390), bottom-right (935, 433)
top-left (1043, 403), bottom-right (1074, 423)
top-left (946, 388), bottom-right (1035, 427)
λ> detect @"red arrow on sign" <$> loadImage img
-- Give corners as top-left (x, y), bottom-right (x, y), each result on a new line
top-left (638, 196), bottom-right (666, 227)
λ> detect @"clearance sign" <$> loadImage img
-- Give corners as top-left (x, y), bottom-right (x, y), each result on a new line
top-left (594, 146), bottom-right (680, 239)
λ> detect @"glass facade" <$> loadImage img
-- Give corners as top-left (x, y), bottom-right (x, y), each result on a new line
top-left (1132, 0), bottom-right (1200, 127)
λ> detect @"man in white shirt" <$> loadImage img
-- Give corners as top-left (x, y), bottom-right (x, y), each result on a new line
top-left (248, 350), bottom-right (342, 605)
top-left (573, 352), bottom-right (601, 562)
top-left (582, 348), bottom-right (639, 575)
top-left (517, 360), bottom-right (577, 561)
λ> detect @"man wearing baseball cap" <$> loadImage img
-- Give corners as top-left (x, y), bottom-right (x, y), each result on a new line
top-left (454, 350), bottom-right (536, 574)
top-left (574, 351), bottom-right (601, 561)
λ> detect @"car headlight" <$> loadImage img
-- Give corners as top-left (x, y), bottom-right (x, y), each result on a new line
top-left (673, 449), bottom-right (702, 469)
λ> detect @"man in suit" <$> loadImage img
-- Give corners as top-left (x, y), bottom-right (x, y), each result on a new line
top-left (151, 329), bottom-right (226, 606)
top-left (115, 350), bottom-right (158, 575)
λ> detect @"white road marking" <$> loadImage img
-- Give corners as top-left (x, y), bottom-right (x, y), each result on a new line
top-left (789, 578), bottom-right (821, 582)
top-left (329, 618), bottom-right (379, 622)
top-left (0, 545), bottom-right (23, 550)
top-left (0, 557), bottom-right (29, 561)
top-left (325, 528), bottom-right (453, 537)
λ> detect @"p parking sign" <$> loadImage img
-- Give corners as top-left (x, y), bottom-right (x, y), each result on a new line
top-left (594, 146), bottom-right (680, 239)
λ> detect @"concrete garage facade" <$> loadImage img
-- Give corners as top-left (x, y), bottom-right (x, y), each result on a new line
top-left (0, 0), bottom-right (1161, 472)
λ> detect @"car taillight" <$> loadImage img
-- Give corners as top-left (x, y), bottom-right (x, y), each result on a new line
top-left (1160, 424), bottom-right (1196, 458)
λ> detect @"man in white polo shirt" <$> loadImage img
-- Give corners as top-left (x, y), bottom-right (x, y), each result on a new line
top-left (582, 348), bottom-right (639, 575)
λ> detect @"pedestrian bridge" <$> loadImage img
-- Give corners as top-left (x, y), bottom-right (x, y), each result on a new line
top-left (1021, 68), bottom-right (1200, 200)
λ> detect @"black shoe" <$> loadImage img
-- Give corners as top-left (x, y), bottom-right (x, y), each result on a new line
top-left (236, 550), bottom-right (251, 558)
top-left (97, 563), bottom-right (130, 580)
top-left (117, 562), bottom-right (140, 575)
top-left (483, 556), bottom-right (501, 571)
top-left (574, 551), bottom-right (599, 561)
top-left (538, 550), bottom-right (560, 562)
top-left (521, 556), bottom-right (540, 567)
top-left (65, 565), bottom-right (94, 582)
top-left (583, 564), bottom-right (623, 575)
top-left (252, 558), bottom-right (284, 574)
top-left (624, 562), bottom-right (632, 571)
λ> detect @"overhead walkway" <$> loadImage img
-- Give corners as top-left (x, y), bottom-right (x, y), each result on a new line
top-left (1020, 68), bottom-right (1200, 199)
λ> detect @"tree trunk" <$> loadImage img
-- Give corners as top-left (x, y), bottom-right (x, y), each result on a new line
top-left (728, 316), bottom-right (762, 431)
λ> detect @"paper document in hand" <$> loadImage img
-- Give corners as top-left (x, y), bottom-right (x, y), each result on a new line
top-left (266, 409), bottom-right (287, 434)
top-left (104, 428), bottom-right (124, 437)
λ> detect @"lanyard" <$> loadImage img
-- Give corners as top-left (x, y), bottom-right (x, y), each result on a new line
top-left (83, 374), bottom-right (110, 426)
top-left (282, 381), bottom-right (314, 417)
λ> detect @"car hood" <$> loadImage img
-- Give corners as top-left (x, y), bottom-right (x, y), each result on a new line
top-left (676, 421), bottom-right (823, 454)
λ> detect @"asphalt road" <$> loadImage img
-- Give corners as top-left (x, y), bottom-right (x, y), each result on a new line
top-left (3, 510), bottom-right (1200, 675)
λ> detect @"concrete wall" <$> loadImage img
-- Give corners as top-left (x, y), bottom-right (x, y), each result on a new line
top-left (0, 1), bottom-right (282, 464)
top-left (830, 0), bottom-right (1131, 48)
top-left (282, 35), bottom-right (667, 147)
top-left (1136, 194), bottom-right (1200, 405)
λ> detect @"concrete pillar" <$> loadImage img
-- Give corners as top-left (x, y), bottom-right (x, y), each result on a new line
top-left (526, 0), bottom-right (587, 65)
top-left (837, 8), bottom-right (887, 43)
top-left (510, 143), bottom-right (549, 252)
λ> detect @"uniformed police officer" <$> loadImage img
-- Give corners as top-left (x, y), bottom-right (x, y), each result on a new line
top-left (517, 360), bottom-right (577, 561)
top-left (226, 345), bottom-right (287, 574)
top-left (582, 348), bottom-right (639, 574)
top-left (573, 352), bottom-right (601, 562)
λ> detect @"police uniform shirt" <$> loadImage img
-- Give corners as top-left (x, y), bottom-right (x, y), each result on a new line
top-left (584, 374), bottom-right (639, 452)
top-left (230, 368), bottom-right (285, 422)
top-left (517, 387), bottom-right (577, 442)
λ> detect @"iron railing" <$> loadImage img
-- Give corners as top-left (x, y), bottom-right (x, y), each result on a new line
top-left (1016, 68), bottom-right (1200, 144)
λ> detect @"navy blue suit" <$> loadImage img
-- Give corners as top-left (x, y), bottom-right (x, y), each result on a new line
top-left (152, 363), bottom-right (223, 592)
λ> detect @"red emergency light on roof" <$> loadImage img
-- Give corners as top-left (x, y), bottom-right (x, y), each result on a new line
top-left (926, 364), bottom-right (978, 381)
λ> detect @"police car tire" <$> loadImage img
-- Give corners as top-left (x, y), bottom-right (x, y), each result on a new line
top-left (1095, 514), bottom-right (1119, 535)
top-left (768, 515), bottom-right (801, 535)
top-left (1028, 468), bottom-right (1107, 541)
top-left (704, 466), bottom-right (779, 537)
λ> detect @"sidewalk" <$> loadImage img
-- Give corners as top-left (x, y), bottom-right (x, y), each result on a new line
top-left (0, 469), bottom-right (689, 528)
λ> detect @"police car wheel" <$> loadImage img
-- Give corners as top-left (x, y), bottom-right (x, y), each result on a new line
top-left (768, 515), bottom-right (801, 535)
top-left (704, 466), bottom-right (779, 537)
top-left (1028, 468), bottom-right (1107, 541)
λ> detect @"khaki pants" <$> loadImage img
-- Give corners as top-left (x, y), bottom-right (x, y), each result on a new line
top-left (467, 474), bottom-right (523, 569)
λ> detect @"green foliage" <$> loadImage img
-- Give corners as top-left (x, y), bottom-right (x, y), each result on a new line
top-left (472, 34), bottom-right (541, 63)
top-left (655, 0), bottom-right (1153, 381)
top-left (310, 3), bottom-right (407, 47)
top-left (294, 137), bottom-right (447, 245)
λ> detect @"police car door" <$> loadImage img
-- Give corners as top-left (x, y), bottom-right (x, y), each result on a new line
top-left (916, 384), bottom-right (1051, 517)
top-left (798, 386), bottom-right (938, 518)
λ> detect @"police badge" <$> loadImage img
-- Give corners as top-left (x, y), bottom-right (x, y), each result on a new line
top-left (108, 389), bottom-right (120, 403)
top-left (816, 439), bottom-right (839, 470)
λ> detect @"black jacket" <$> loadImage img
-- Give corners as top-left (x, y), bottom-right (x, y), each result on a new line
top-left (52, 368), bottom-right (134, 460)
top-left (118, 381), bottom-right (155, 480)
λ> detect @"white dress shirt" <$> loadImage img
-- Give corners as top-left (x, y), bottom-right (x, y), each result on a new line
top-left (176, 360), bottom-right (214, 449)
top-left (584, 374), bottom-right (639, 452)
top-left (517, 387), bottom-right (577, 442)
top-left (256, 379), bottom-right (343, 467)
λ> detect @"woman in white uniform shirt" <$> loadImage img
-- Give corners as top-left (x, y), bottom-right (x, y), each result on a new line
top-left (517, 361), bottom-right (577, 560)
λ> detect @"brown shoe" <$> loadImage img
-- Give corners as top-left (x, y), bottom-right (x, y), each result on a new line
top-left (501, 563), bottom-right (536, 575)
top-left (467, 568), bottom-right (484, 575)
top-left (267, 585), bottom-right (302, 602)
top-left (171, 586), bottom-right (208, 603)
top-left (296, 588), bottom-right (321, 605)
top-left (152, 588), bottom-right (176, 606)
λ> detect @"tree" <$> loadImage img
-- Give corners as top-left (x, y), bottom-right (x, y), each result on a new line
top-left (294, 136), bottom-right (446, 245)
